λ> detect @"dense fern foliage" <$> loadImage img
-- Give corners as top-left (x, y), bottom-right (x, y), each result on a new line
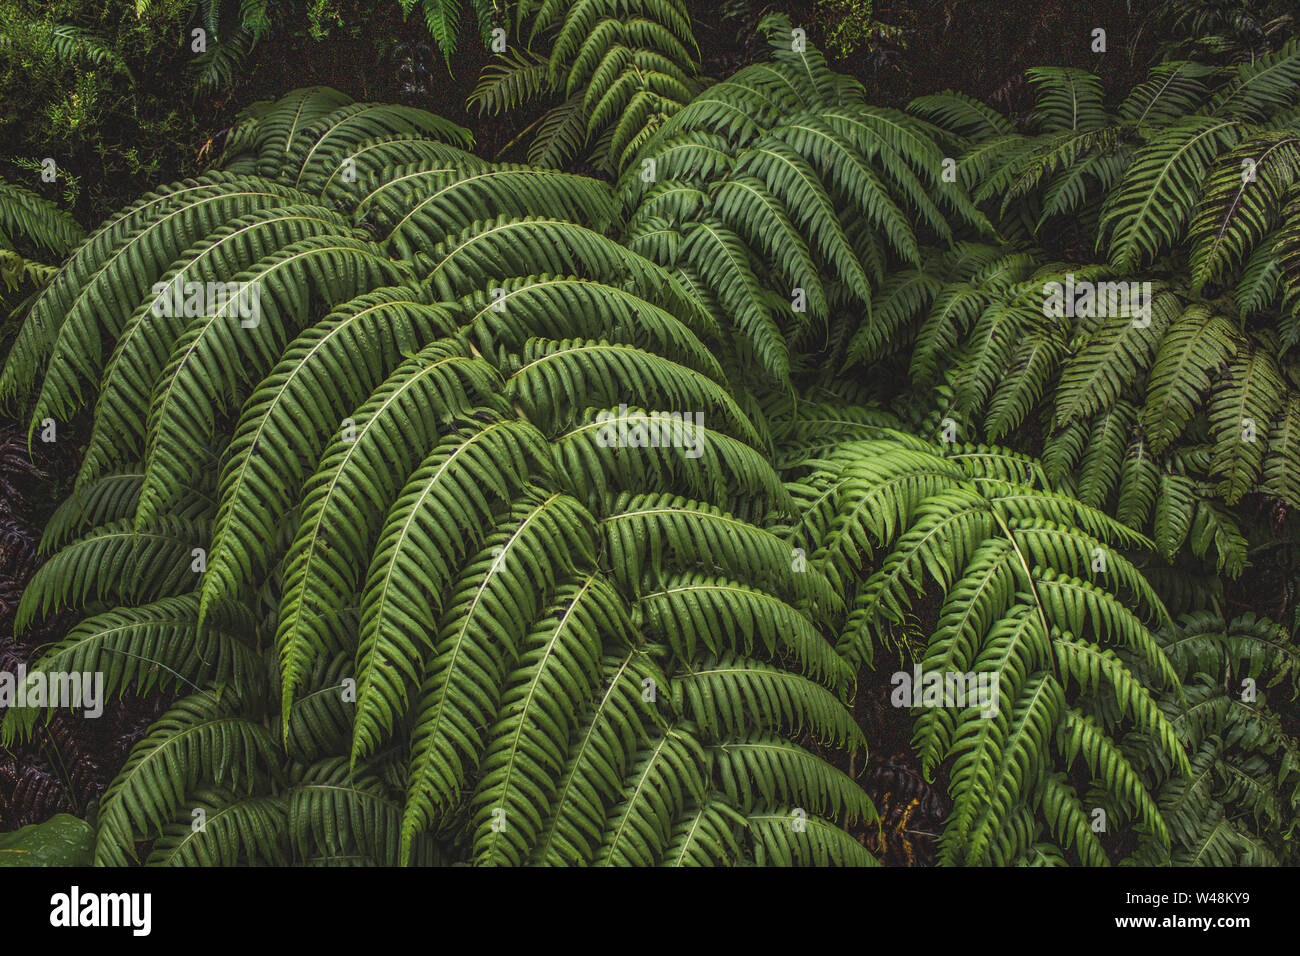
top-left (1144, 611), bottom-right (1299, 864)
top-left (785, 432), bottom-right (1185, 865)
top-left (1, 86), bottom-right (879, 866)
top-left (912, 52), bottom-right (1300, 324)
top-left (840, 245), bottom-right (1297, 576)
top-left (471, 0), bottom-right (702, 173)
top-left (0, 175), bottom-right (80, 303)
top-left (1154, 0), bottom-right (1295, 62)
top-left (2, 9), bottom-right (1297, 867)
top-left (615, 14), bottom-right (989, 391)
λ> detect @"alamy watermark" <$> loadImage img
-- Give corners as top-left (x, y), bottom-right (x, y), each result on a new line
top-left (50, 887), bottom-right (150, 936)
top-left (891, 666), bottom-right (1000, 718)
top-left (150, 278), bottom-right (262, 328)
top-left (0, 666), bottom-right (104, 719)
top-left (595, 405), bottom-right (706, 459)
top-left (1042, 273), bottom-right (1153, 327)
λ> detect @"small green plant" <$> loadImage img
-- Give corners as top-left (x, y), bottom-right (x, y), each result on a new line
top-left (816, 0), bottom-right (903, 60)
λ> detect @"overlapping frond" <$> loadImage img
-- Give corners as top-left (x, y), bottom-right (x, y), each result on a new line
top-left (3, 86), bottom-right (875, 868)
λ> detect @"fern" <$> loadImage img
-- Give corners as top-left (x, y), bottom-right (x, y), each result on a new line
top-left (1132, 611), bottom-right (1300, 864)
top-left (471, 0), bottom-right (699, 173)
top-left (914, 50), bottom-right (1300, 324)
top-left (614, 16), bottom-right (984, 391)
top-left (7, 16), bottom-right (1295, 870)
top-left (781, 429), bottom-right (1184, 864)
top-left (2, 87), bottom-right (876, 867)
